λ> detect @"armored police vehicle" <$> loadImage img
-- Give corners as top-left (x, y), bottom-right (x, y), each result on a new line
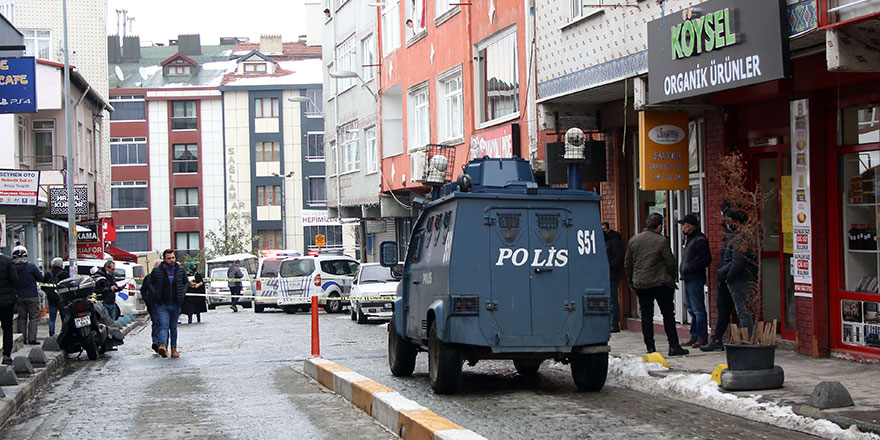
top-left (381, 156), bottom-right (611, 394)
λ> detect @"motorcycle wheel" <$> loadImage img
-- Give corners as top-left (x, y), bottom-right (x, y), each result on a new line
top-left (84, 332), bottom-right (99, 360)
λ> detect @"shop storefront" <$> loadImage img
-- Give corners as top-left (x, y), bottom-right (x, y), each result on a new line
top-left (646, 0), bottom-right (880, 359)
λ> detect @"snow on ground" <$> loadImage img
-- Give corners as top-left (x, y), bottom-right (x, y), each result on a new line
top-left (606, 354), bottom-right (879, 440)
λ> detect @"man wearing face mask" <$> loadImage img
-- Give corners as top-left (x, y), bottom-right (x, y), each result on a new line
top-left (602, 222), bottom-right (625, 333)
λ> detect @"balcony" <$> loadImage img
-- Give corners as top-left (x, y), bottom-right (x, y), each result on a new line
top-left (20, 155), bottom-right (67, 171)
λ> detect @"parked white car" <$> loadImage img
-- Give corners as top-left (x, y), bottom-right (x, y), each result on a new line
top-left (349, 263), bottom-right (400, 324)
top-left (206, 267), bottom-right (253, 310)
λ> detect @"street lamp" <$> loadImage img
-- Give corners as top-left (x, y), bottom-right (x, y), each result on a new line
top-left (329, 70), bottom-right (378, 101)
top-left (287, 95), bottom-right (325, 117)
top-left (271, 171), bottom-right (295, 249)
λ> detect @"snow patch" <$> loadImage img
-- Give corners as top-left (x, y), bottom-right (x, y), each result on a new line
top-left (607, 355), bottom-right (879, 440)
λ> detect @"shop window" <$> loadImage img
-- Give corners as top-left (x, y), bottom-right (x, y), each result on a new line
top-left (172, 144), bottom-right (199, 173)
top-left (254, 98), bottom-right (279, 118)
top-left (171, 101), bottom-right (197, 130)
top-left (840, 151), bottom-right (880, 293)
top-left (475, 27), bottom-right (519, 126)
top-left (23, 29), bottom-right (50, 59)
top-left (305, 225), bottom-right (343, 251)
top-left (382, 1), bottom-right (401, 56)
top-left (840, 104), bottom-right (880, 146)
top-left (110, 95), bottom-right (146, 121)
top-left (173, 188), bottom-right (199, 218)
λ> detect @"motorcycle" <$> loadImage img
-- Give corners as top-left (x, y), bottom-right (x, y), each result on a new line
top-left (55, 276), bottom-right (125, 360)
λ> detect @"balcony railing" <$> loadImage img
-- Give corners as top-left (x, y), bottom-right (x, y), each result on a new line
top-left (19, 155), bottom-right (67, 170)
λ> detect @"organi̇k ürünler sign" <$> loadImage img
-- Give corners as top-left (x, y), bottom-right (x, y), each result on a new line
top-left (647, 0), bottom-right (790, 104)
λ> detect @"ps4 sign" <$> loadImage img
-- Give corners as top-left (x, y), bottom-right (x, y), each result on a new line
top-left (0, 57), bottom-right (37, 114)
top-left (646, 0), bottom-right (790, 104)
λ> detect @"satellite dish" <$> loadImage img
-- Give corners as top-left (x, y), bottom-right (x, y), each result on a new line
top-left (138, 66), bottom-right (150, 80)
top-left (114, 65), bottom-right (124, 82)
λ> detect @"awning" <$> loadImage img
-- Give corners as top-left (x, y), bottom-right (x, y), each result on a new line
top-left (105, 244), bottom-right (138, 263)
top-left (42, 218), bottom-right (90, 231)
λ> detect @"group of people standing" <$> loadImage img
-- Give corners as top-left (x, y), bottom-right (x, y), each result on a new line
top-left (603, 206), bottom-right (758, 356)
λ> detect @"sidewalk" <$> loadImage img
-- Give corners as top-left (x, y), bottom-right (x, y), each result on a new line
top-left (609, 328), bottom-right (880, 438)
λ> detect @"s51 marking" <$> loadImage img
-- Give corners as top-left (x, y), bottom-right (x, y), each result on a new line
top-left (577, 229), bottom-right (597, 255)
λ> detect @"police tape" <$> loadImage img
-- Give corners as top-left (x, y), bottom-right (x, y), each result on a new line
top-left (184, 293), bottom-right (397, 302)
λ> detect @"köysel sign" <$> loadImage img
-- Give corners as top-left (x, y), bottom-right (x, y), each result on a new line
top-left (469, 123), bottom-right (520, 159)
top-left (646, 0), bottom-right (790, 104)
top-left (0, 169), bottom-right (39, 205)
top-left (0, 57), bottom-right (37, 113)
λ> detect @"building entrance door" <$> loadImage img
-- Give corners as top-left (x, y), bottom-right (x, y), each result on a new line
top-left (746, 146), bottom-right (797, 341)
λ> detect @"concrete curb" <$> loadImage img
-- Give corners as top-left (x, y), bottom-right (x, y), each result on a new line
top-left (0, 317), bottom-right (144, 428)
top-left (303, 358), bottom-right (486, 440)
top-left (794, 405), bottom-right (880, 437)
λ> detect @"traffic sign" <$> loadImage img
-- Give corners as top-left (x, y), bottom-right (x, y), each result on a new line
top-left (315, 234), bottom-right (325, 247)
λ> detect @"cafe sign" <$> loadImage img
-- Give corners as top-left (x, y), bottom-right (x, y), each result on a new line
top-left (647, 0), bottom-right (790, 104)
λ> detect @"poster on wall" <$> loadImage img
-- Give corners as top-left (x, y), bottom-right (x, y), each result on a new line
top-left (638, 111), bottom-right (689, 191)
top-left (841, 300), bottom-right (880, 348)
top-left (791, 99), bottom-right (812, 297)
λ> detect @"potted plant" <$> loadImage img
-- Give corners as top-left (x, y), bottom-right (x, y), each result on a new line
top-left (717, 152), bottom-right (783, 390)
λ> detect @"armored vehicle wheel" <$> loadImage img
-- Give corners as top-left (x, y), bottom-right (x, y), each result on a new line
top-left (428, 322), bottom-right (462, 394)
top-left (570, 352), bottom-right (608, 392)
top-left (356, 306), bottom-right (368, 324)
top-left (388, 323), bottom-right (417, 377)
top-left (282, 306), bottom-right (297, 314)
top-left (323, 293), bottom-right (343, 314)
top-left (513, 359), bottom-right (543, 378)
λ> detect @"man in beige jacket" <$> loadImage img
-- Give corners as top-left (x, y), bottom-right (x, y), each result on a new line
top-left (625, 213), bottom-right (689, 356)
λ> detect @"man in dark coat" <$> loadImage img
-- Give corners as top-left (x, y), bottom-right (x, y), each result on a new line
top-left (0, 252), bottom-right (19, 364)
top-left (41, 258), bottom-right (68, 337)
top-left (12, 246), bottom-right (43, 345)
top-left (94, 260), bottom-right (119, 320)
top-left (602, 222), bottom-right (625, 333)
top-left (677, 214), bottom-right (712, 348)
top-left (716, 210), bottom-right (758, 339)
top-left (141, 261), bottom-right (161, 352)
top-left (624, 214), bottom-right (689, 356)
top-left (701, 218), bottom-right (737, 352)
top-left (227, 260), bottom-right (244, 312)
top-left (148, 250), bottom-right (188, 358)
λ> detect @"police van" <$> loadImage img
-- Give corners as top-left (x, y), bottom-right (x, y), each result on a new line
top-left (253, 250), bottom-right (301, 313)
top-left (263, 254), bottom-right (359, 314)
top-left (382, 156), bottom-right (611, 394)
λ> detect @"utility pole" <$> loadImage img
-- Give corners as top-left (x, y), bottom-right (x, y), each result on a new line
top-left (63, 0), bottom-right (76, 277)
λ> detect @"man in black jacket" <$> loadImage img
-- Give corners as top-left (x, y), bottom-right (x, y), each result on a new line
top-left (0, 252), bottom-right (19, 364)
top-left (95, 260), bottom-right (119, 320)
top-left (41, 258), bottom-right (68, 336)
top-left (677, 214), bottom-right (712, 348)
top-left (147, 250), bottom-right (188, 358)
top-left (603, 222), bottom-right (625, 333)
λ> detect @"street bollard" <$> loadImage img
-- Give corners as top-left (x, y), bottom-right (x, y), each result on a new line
top-left (311, 295), bottom-right (320, 357)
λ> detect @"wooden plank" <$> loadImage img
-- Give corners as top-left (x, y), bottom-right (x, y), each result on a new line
top-left (755, 321), bottom-right (764, 345)
top-left (730, 324), bottom-right (741, 344)
top-left (771, 320), bottom-right (778, 345)
top-left (741, 327), bottom-right (750, 345)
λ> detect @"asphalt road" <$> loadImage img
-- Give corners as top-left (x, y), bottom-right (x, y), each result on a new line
top-left (0, 307), bottom-right (818, 439)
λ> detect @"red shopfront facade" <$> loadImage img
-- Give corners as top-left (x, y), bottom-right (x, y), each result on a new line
top-left (704, 54), bottom-right (880, 360)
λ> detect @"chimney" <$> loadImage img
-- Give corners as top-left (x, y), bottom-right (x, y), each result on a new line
top-left (298, 34), bottom-right (307, 43)
top-left (260, 34), bottom-right (282, 55)
top-left (122, 36), bottom-right (141, 62)
top-left (107, 35), bottom-right (122, 64)
top-left (177, 34), bottom-right (202, 55)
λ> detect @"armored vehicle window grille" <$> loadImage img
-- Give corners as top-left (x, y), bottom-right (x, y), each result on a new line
top-left (498, 213), bottom-right (520, 229)
top-left (536, 214), bottom-right (560, 244)
top-left (408, 232), bottom-right (425, 264)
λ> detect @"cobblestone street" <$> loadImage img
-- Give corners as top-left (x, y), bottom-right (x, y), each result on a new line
top-left (0, 309), bottom-right (820, 439)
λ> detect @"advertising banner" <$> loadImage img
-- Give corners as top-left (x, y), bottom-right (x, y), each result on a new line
top-left (77, 242), bottom-right (104, 260)
top-left (638, 111), bottom-right (689, 190)
top-left (469, 123), bottom-right (519, 159)
top-left (101, 217), bottom-right (117, 242)
top-left (49, 186), bottom-right (89, 215)
top-left (646, 0), bottom-right (790, 104)
top-left (0, 57), bottom-right (37, 114)
top-left (0, 169), bottom-right (40, 205)
top-left (301, 210), bottom-right (342, 227)
top-left (791, 99), bottom-right (812, 297)
top-left (76, 224), bottom-right (99, 243)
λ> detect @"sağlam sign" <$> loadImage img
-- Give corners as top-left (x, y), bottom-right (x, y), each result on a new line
top-left (0, 57), bottom-right (37, 114)
top-left (647, 0), bottom-right (790, 104)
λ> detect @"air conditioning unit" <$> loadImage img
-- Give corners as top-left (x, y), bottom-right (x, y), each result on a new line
top-left (410, 149), bottom-right (426, 183)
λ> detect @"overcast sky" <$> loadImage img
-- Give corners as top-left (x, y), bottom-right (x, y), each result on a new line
top-left (105, 0), bottom-right (315, 46)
